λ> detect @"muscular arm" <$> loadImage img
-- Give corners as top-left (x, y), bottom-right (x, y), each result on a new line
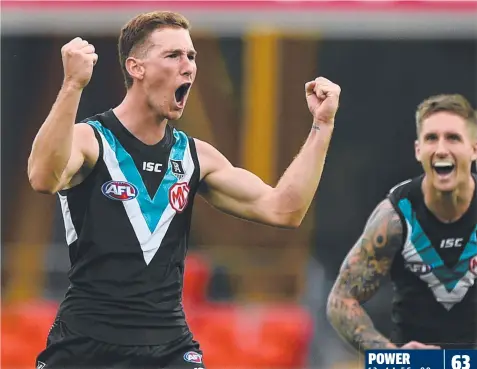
top-left (28, 85), bottom-right (98, 194)
top-left (28, 38), bottom-right (99, 194)
top-left (326, 199), bottom-right (404, 352)
top-left (196, 125), bottom-right (333, 228)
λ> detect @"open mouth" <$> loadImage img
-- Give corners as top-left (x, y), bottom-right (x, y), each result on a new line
top-left (174, 83), bottom-right (191, 105)
top-left (432, 161), bottom-right (455, 176)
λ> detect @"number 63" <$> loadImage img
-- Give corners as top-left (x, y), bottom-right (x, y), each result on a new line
top-left (452, 355), bottom-right (470, 369)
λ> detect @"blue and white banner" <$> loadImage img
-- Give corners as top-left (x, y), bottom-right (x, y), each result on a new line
top-left (365, 349), bottom-right (476, 369)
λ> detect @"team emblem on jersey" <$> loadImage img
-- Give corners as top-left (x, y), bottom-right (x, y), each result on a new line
top-left (101, 180), bottom-right (138, 201)
top-left (405, 262), bottom-right (433, 276)
top-left (36, 361), bottom-right (46, 369)
top-left (183, 351), bottom-right (202, 364)
top-left (469, 255), bottom-right (477, 276)
top-left (170, 159), bottom-right (185, 180)
top-left (169, 182), bottom-right (190, 212)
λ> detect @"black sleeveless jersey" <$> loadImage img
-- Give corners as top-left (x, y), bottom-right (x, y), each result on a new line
top-left (388, 175), bottom-right (477, 349)
top-left (56, 110), bottom-right (201, 345)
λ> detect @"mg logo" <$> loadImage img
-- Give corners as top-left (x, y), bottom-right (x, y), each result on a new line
top-left (169, 182), bottom-right (190, 213)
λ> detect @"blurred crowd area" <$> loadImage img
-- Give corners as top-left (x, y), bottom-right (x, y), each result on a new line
top-left (1, 1), bottom-right (477, 368)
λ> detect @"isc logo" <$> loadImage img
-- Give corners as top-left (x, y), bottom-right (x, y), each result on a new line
top-left (440, 238), bottom-right (464, 248)
top-left (169, 182), bottom-right (190, 213)
top-left (101, 180), bottom-right (138, 201)
top-left (143, 161), bottom-right (163, 173)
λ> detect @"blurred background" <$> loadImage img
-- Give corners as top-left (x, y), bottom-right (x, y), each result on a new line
top-left (2, 1), bottom-right (477, 368)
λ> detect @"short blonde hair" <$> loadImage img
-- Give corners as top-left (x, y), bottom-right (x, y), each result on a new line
top-left (415, 94), bottom-right (477, 138)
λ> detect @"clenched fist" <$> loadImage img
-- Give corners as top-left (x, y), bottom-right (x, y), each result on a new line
top-left (61, 37), bottom-right (98, 90)
top-left (305, 77), bottom-right (341, 127)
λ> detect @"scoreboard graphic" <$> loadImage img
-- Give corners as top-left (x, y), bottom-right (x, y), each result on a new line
top-left (365, 350), bottom-right (476, 369)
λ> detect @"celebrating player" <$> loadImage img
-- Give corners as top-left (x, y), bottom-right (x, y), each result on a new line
top-left (28, 11), bottom-right (340, 368)
top-left (327, 94), bottom-right (477, 351)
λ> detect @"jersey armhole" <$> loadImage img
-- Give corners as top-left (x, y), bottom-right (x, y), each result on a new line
top-left (59, 122), bottom-right (104, 196)
top-left (188, 137), bottom-right (201, 189)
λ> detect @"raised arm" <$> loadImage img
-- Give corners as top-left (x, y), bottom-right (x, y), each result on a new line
top-left (28, 38), bottom-right (99, 194)
top-left (326, 199), bottom-right (403, 351)
top-left (197, 77), bottom-right (339, 229)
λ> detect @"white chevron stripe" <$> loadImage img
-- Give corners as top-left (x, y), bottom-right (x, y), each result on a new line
top-left (402, 219), bottom-right (476, 310)
top-left (142, 141), bottom-right (194, 264)
top-left (58, 193), bottom-right (78, 245)
top-left (98, 130), bottom-right (195, 265)
top-left (98, 132), bottom-right (151, 249)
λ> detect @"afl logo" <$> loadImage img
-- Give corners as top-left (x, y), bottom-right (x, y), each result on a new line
top-left (469, 255), bottom-right (477, 276)
top-left (101, 180), bottom-right (138, 201)
top-left (183, 351), bottom-right (202, 364)
top-left (406, 262), bottom-right (432, 275)
top-left (169, 182), bottom-right (190, 213)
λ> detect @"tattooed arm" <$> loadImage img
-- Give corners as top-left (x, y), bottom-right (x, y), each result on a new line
top-left (326, 199), bottom-right (403, 352)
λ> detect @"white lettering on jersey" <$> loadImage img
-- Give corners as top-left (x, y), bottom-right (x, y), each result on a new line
top-left (143, 162), bottom-right (163, 173)
top-left (440, 238), bottom-right (463, 248)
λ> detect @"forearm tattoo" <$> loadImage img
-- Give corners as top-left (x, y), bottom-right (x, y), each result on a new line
top-left (327, 199), bottom-right (403, 352)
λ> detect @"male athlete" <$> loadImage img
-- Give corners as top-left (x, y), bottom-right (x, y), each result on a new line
top-left (28, 11), bottom-right (340, 369)
top-left (327, 94), bottom-right (477, 352)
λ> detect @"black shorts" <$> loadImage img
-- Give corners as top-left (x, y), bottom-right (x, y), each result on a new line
top-left (36, 319), bottom-right (206, 369)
